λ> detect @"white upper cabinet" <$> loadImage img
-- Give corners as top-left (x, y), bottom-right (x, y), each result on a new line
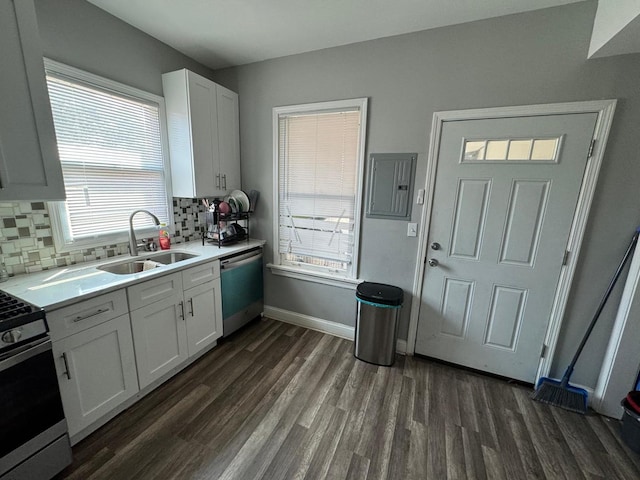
top-left (0, 0), bottom-right (65, 200)
top-left (162, 69), bottom-right (240, 198)
top-left (216, 84), bottom-right (241, 195)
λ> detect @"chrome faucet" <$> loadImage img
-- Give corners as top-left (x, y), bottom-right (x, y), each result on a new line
top-left (129, 209), bottom-right (160, 256)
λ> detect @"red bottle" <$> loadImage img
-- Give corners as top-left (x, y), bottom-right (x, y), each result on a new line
top-left (158, 223), bottom-right (171, 250)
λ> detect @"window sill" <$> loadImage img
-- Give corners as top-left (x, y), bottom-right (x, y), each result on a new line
top-left (267, 263), bottom-right (363, 290)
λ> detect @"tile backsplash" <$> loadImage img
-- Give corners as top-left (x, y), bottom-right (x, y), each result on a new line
top-left (0, 198), bottom-right (208, 277)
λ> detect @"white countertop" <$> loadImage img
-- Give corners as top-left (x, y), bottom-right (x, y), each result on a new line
top-left (0, 239), bottom-right (266, 310)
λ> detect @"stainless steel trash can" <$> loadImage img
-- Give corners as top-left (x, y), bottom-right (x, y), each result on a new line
top-left (355, 282), bottom-right (403, 366)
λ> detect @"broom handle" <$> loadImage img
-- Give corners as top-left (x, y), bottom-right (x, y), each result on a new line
top-left (561, 227), bottom-right (640, 384)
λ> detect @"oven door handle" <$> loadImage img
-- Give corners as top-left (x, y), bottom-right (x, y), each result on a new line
top-left (0, 337), bottom-right (51, 372)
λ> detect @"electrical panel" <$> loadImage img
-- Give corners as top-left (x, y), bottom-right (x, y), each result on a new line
top-left (366, 153), bottom-right (416, 220)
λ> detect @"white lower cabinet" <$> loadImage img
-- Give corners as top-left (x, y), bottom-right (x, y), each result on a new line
top-left (185, 279), bottom-right (223, 356)
top-left (49, 259), bottom-right (223, 441)
top-left (129, 291), bottom-right (188, 389)
top-left (52, 313), bottom-right (138, 437)
top-left (127, 261), bottom-right (222, 389)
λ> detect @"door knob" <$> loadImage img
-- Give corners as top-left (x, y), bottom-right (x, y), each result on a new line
top-left (428, 258), bottom-right (439, 267)
top-left (431, 242), bottom-right (441, 250)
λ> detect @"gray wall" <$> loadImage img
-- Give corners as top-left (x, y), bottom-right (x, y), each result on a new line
top-left (32, 0), bottom-right (640, 389)
top-left (34, 0), bottom-right (218, 96)
top-left (216, 0), bottom-right (640, 389)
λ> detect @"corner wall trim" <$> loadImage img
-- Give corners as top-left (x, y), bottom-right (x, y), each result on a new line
top-left (264, 305), bottom-right (407, 354)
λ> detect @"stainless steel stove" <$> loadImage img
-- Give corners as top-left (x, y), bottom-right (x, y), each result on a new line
top-left (0, 291), bottom-right (72, 480)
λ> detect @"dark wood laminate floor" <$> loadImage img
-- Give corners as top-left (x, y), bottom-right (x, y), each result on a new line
top-left (57, 317), bottom-right (640, 480)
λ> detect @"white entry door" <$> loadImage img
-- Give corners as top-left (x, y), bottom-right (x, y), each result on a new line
top-left (415, 112), bottom-right (598, 382)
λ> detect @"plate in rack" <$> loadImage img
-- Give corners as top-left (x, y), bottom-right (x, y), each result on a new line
top-left (230, 190), bottom-right (250, 212)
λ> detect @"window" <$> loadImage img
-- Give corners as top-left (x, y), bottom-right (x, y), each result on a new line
top-left (271, 98), bottom-right (367, 284)
top-left (44, 60), bottom-right (172, 251)
top-left (462, 137), bottom-right (561, 162)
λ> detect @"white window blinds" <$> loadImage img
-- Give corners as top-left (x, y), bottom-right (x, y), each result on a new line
top-left (277, 106), bottom-right (363, 274)
top-left (46, 70), bottom-right (170, 242)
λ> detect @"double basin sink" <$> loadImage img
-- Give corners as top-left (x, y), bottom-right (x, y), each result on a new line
top-left (97, 252), bottom-right (198, 275)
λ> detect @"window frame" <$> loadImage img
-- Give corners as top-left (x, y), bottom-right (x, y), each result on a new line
top-left (269, 98), bottom-right (368, 288)
top-left (44, 59), bottom-right (173, 253)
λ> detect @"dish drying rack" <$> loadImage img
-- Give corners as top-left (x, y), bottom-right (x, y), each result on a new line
top-left (202, 210), bottom-right (251, 247)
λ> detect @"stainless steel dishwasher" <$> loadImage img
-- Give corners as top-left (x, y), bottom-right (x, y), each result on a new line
top-left (220, 247), bottom-right (263, 336)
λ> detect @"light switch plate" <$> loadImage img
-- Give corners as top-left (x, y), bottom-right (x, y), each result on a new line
top-left (407, 223), bottom-right (417, 237)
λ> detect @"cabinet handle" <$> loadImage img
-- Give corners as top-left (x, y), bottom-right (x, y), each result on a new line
top-left (178, 301), bottom-right (185, 320)
top-left (215, 174), bottom-right (221, 189)
top-left (73, 308), bottom-right (109, 322)
top-left (61, 352), bottom-right (71, 380)
top-left (188, 298), bottom-right (194, 316)
top-left (222, 174), bottom-right (227, 190)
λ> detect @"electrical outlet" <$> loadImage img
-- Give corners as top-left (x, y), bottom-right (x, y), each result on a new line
top-left (407, 222), bottom-right (417, 237)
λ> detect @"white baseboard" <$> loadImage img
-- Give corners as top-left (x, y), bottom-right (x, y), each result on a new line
top-left (264, 305), bottom-right (355, 340)
top-left (263, 305), bottom-right (407, 353)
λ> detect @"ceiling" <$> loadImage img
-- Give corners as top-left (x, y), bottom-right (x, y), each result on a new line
top-left (87, 0), bottom-right (588, 70)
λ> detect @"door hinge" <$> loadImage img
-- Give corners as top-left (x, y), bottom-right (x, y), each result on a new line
top-left (588, 139), bottom-right (596, 158)
top-left (562, 250), bottom-right (570, 266)
top-left (540, 343), bottom-right (548, 358)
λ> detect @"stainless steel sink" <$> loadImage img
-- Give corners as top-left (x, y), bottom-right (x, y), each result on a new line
top-left (98, 261), bottom-right (154, 275)
top-left (148, 252), bottom-right (198, 264)
top-left (97, 251), bottom-right (198, 275)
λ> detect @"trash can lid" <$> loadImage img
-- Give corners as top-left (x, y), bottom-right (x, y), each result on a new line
top-left (356, 282), bottom-right (403, 306)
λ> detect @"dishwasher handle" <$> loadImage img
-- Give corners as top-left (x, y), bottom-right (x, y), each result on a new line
top-left (221, 251), bottom-right (262, 270)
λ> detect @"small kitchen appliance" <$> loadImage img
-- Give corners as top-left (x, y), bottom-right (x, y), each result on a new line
top-left (0, 291), bottom-right (72, 480)
top-left (220, 247), bottom-right (263, 336)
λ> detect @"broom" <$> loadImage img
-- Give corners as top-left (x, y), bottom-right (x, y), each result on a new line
top-left (531, 226), bottom-right (640, 414)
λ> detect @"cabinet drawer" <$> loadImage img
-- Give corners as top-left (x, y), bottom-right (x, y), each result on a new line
top-left (182, 260), bottom-right (220, 290)
top-left (128, 272), bottom-right (182, 311)
top-left (48, 289), bottom-right (128, 342)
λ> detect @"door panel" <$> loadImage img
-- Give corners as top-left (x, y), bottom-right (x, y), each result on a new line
top-left (416, 112), bottom-right (598, 382)
top-left (484, 285), bottom-right (526, 350)
top-left (440, 278), bottom-right (474, 338)
top-left (499, 180), bottom-right (549, 266)
top-left (450, 179), bottom-right (491, 260)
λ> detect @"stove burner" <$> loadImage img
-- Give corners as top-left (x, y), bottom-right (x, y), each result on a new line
top-left (0, 292), bottom-right (35, 320)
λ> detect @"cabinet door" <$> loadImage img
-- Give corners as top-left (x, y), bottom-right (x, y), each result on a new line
top-left (187, 71), bottom-right (220, 197)
top-left (185, 278), bottom-right (223, 356)
top-left (0, 0), bottom-right (65, 200)
top-left (52, 314), bottom-right (138, 437)
top-left (130, 293), bottom-right (188, 389)
top-left (216, 84), bottom-right (241, 193)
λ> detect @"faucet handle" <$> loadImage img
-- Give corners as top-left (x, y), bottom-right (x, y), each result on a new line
top-left (138, 239), bottom-right (158, 252)
top-left (146, 239), bottom-right (158, 251)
